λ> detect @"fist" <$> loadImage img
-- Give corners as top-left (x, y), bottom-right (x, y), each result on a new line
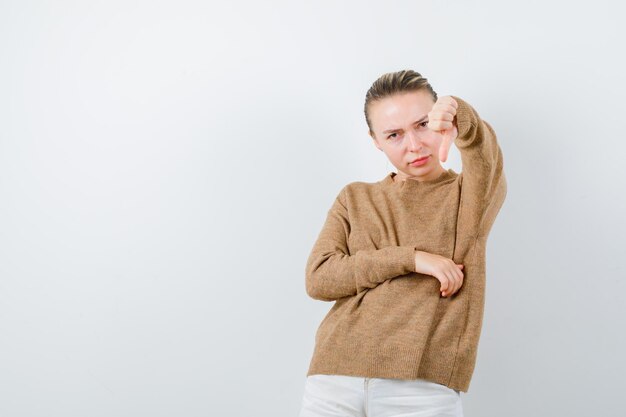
top-left (427, 96), bottom-right (459, 163)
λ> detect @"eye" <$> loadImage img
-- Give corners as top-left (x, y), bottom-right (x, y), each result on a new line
top-left (387, 133), bottom-right (398, 139)
top-left (419, 121), bottom-right (428, 128)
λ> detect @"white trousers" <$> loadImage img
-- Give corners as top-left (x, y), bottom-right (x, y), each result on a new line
top-left (298, 374), bottom-right (463, 417)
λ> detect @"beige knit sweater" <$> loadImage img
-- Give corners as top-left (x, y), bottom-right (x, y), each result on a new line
top-left (304, 96), bottom-right (507, 393)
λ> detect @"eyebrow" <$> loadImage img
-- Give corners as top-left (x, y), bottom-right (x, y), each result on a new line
top-left (382, 115), bottom-right (428, 134)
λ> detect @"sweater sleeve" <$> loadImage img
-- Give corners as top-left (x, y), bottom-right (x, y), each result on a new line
top-left (305, 186), bottom-right (417, 302)
top-left (451, 96), bottom-right (507, 246)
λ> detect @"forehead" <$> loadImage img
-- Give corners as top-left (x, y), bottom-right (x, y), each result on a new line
top-left (370, 90), bottom-right (434, 130)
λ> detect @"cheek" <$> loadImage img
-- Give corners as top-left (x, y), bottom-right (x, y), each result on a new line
top-left (380, 147), bottom-right (403, 165)
top-left (386, 148), bottom-right (404, 161)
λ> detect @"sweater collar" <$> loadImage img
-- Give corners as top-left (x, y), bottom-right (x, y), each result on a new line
top-left (380, 168), bottom-right (457, 193)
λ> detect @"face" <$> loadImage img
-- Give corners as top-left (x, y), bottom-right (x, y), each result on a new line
top-left (368, 89), bottom-right (447, 182)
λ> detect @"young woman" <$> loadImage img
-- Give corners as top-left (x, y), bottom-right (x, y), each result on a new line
top-left (298, 70), bottom-right (507, 417)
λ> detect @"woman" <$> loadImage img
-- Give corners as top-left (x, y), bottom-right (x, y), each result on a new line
top-left (298, 70), bottom-right (507, 417)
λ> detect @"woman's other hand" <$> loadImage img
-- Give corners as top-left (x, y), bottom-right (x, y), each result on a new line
top-left (414, 250), bottom-right (464, 297)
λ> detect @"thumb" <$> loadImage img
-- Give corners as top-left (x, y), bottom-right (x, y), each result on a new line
top-left (439, 131), bottom-right (452, 162)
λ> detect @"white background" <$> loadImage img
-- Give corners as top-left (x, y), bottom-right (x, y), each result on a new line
top-left (1, 1), bottom-right (625, 416)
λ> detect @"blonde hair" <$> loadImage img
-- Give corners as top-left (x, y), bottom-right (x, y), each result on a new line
top-left (364, 69), bottom-right (438, 135)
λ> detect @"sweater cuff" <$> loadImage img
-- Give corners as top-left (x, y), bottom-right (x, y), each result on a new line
top-left (451, 95), bottom-right (476, 143)
top-left (403, 245), bottom-right (417, 273)
top-left (393, 245), bottom-right (418, 274)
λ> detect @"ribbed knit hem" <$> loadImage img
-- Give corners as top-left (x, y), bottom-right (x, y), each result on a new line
top-left (306, 340), bottom-right (470, 392)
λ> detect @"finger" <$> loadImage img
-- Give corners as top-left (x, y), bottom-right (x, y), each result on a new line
top-left (444, 264), bottom-right (460, 296)
top-left (455, 264), bottom-right (464, 279)
top-left (448, 270), bottom-right (460, 295)
top-left (431, 111), bottom-right (454, 122)
top-left (427, 120), bottom-right (441, 131)
top-left (441, 111), bottom-right (455, 121)
top-left (442, 271), bottom-right (455, 296)
top-left (431, 121), bottom-right (452, 132)
top-left (440, 121), bottom-right (453, 130)
top-left (440, 275), bottom-right (449, 293)
top-left (439, 135), bottom-right (451, 162)
top-left (452, 269), bottom-right (463, 295)
top-left (455, 267), bottom-right (465, 295)
top-left (439, 273), bottom-right (449, 293)
top-left (454, 264), bottom-right (464, 288)
top-left (440, 96), bottom-right (458, 109)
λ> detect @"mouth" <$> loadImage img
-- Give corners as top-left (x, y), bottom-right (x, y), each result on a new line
top-left (410, 155), bottom-right (430, 164)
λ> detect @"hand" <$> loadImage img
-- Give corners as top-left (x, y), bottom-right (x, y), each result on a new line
top-left (427, 96), bottom-right (459, 163)
top-left (414, 250), bottom-right (464, 297)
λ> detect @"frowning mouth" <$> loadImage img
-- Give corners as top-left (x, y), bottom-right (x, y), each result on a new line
top-left (410, 155), bottom-right (430, 165)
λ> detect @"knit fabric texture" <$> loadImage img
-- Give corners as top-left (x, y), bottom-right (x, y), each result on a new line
top-left (304, 96), bottom-right (507, 393)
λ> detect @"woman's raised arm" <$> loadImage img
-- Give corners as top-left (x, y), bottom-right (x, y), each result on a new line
top-left (450, 96), bottom-right (508, 243)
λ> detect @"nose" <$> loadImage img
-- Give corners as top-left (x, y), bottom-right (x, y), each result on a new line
top-left (406, 129), bottom-right (424, 151)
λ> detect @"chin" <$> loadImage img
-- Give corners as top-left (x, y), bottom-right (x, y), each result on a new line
top-left (409, 165), bottom-right (433, 173)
